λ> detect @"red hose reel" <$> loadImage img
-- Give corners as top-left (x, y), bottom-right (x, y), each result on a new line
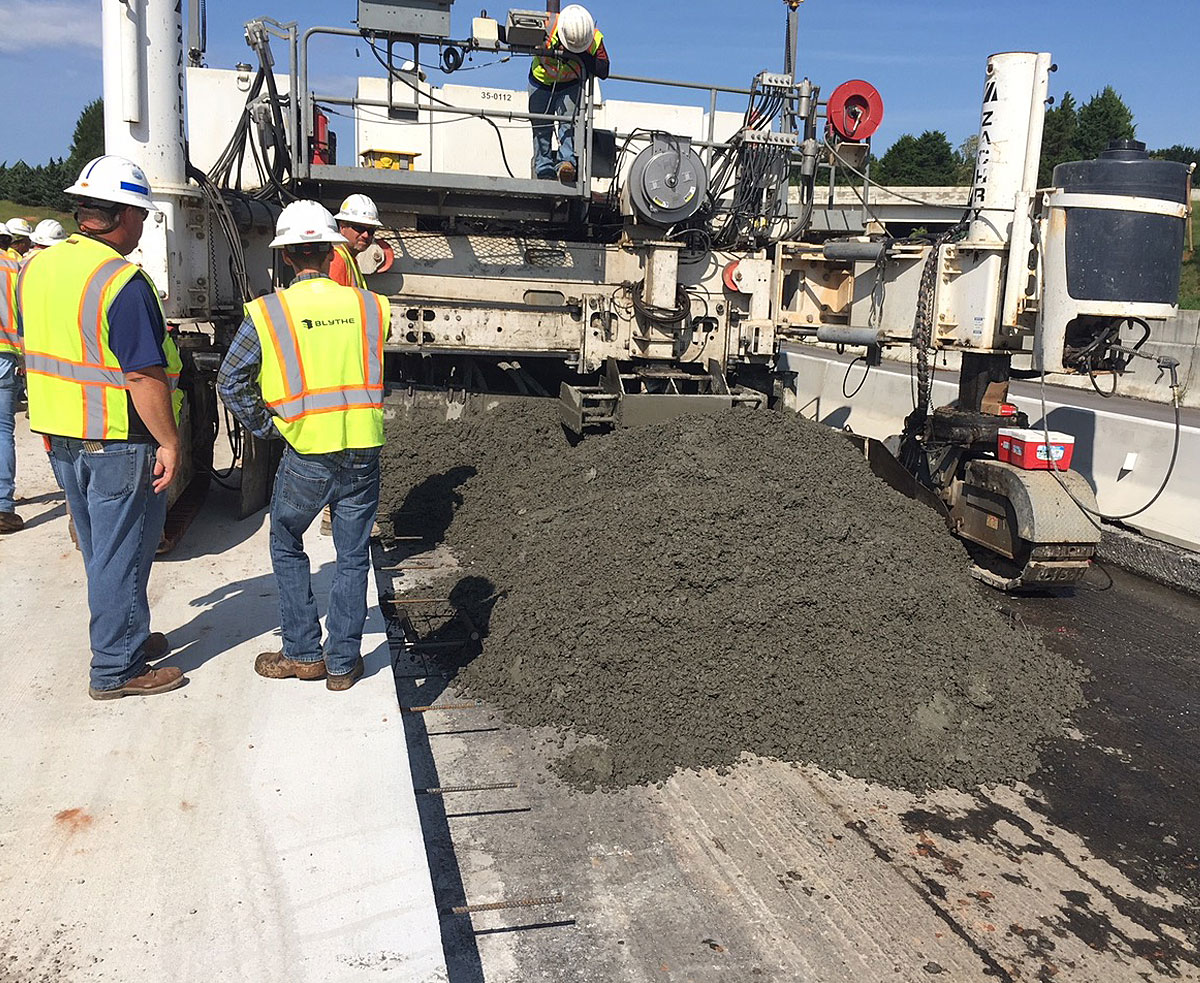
top-left (826, 80), bottom-right (884, 143)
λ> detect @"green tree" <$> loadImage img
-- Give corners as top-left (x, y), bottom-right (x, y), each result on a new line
top-left (1039, 91), bottom-right (1079, 186)
top-left (874, 130), bottom-right (957, 186)
top-left (1152, 145), bottom-right (1200, 165)
top-left (68, 99), bottom-right (105, 172)
top-left (953, 135), bottom-right (979, 186)
top-left (1076, 86), bottom-right (1135, 161)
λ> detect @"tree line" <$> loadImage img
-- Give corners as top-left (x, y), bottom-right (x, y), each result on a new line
top-left (0, 100), bottom-right (104, 210)
top-left (867, 87), bottom-right (1196, 188)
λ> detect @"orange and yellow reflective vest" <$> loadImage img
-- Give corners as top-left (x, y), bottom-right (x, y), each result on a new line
top-left (17, 235), bottom-right (183, 439)
top-left (531, 17), bottom-right (605, 86)
top-left (0, 254), bottom-right (19, 357)
top-left (245, 276), bottom-right (390, 454)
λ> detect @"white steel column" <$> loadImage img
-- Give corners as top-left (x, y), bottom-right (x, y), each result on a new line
top-left (968, 52), bottom-right (1052, 246)
top-left (101, 0), bottom-right (189, 192)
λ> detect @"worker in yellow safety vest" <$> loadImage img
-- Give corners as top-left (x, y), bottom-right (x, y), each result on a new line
top-left (16, 155), bottom-right (186, 700)
top-left (217, 200), bottom-right (392, 692)
top-left (329, 193), bottom-right (383, 289)
top-left (529, 3), bottom-right (609, 182)
top-left (0, 228), bottom-right (23, 533)
top-left (4, 218), bottom-right (34, 262)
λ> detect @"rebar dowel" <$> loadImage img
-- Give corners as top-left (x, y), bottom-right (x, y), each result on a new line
top-left (420, 782), bottom-right (519, 795)
top-left (405, 703), bottom-right (484, 713)
top-left (451, 894), bottom-right (564, 916)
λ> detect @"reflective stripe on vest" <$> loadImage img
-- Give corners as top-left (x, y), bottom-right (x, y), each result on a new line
top-left (0, 256), bottom-right (19, 355)
top-left (531, 18), bottom-right (602, 85)
top-left (17, 235), bottom-right (183, 439)
top-left (247, 278), bottom-right (388, 454)
top-left (334, 243), bottom-right (367, 289)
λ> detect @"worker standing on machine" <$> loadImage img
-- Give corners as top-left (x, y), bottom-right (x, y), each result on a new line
top-left (5, 218), bottom-right (34, 262)
top-left (329, 194), bottom-right (383, 289)
top-left (217, 200), bottom-right (391, 693)
top-left (16, 155), bottom-right (186, 699)
top-left (528, 3), bottom-right (609, 183)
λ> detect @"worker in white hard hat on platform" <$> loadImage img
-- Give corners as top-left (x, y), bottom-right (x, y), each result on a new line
top-left (529, 3), bottom-right (609, 183)
top-left (217, 200), bottom-right (391, 692)
top-left (15, 155), bottom-right (186, 698)
top-left (4, 218), bottom-right (34, 262)
top-left (28, 218), bottom-right (68, 255)
top-left (330, 193), bottom-right (383, 289)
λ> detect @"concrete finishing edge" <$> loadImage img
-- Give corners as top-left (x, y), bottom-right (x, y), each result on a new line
top-left (1098, 525), bottom-right (1200, 598)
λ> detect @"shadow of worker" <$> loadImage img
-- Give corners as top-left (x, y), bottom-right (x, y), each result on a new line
top-left (387, 465), bottom-right (477, 548)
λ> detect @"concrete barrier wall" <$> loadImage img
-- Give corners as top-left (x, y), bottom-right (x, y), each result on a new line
top-left (779, 344), bottom-right (1200, 553)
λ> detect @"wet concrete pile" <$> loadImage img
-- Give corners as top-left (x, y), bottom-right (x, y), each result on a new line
top-left (381, 400), bottom-right (1085, 790)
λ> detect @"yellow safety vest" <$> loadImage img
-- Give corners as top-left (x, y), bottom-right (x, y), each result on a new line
top-left (17, 235), bottom-right (183, 440)
top-left (531, 17), bottom-right (603, 85)
top-left (245, 276), bottom-right (389, 455)
top-left (0, 255), bottom-right (19, 357)
top-left (333, 243), bottom-right (367, 290)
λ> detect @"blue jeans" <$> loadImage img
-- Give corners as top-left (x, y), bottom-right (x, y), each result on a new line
top-left (529, 80), bottom-right (581, 177)
top-left (48, 438), bottom-right (168, 690)
top-left (0, 359), bottom-right (17, 513)
top-left (269, 446), bottom-right (381, 675)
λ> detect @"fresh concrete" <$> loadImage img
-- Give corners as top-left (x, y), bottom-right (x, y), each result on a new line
top-left (0, 417), bottom-right (447, 982)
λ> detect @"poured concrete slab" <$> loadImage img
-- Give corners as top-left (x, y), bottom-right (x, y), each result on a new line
top-left (0, 416), bottom-right (446, 982)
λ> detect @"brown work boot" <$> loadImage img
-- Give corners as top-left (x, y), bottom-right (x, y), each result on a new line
top-left (326, 656), bottom-right (364, 692)
top-left (142, 632), bottom-right (170, 661)
top-left (89, 666), bottom-right (186, 701)
top-left (0, 511), bottom-right (23, 533)
top-left (254, 650), bottom-right (327, 680)
top-left (556, 160), bottom-right (577, 184)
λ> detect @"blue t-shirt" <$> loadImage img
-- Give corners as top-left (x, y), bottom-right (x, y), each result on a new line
top-left (107, 274), bottom-right (167, 373)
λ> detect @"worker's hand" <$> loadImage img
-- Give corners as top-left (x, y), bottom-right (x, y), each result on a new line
top-left (153, 441), bottom-right (181, 495)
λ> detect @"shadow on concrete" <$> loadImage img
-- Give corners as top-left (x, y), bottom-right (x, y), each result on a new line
top-left (159, 483), bottom-right (268, 562)
top-left (385, 568), bottom-right (500, 983)
top-left (21, 503), bottom-right (66, 531)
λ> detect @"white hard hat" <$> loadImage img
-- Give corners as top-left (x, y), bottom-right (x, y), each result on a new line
top-left (557, 4), bottom-right (595, 53)
top-left (334, 193), bottom-right (383, 229)
top-left (269, 200), bottom-right (348, 249)
top-left (31, 219), bottom-right (68, 247)
top-left (64, 155), bottom-right (160, 212)
top-left (5, 217), bottom-right (34, 239)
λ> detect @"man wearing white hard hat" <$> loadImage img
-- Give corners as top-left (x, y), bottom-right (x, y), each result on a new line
top-left (528, 3), bottom-right (609, 182)
top-left (29, 218), bottom-right (68, 255)
top-left (217, 200), bottom-right (391, 692)
top-left (16, 155), bottom-right (186, 699)
top-left (330, 193), bottom-right (383, 289)
top-left (0, 222), bottom-right (25, 533)
top-left (4, 218), bottom-right (34, 262)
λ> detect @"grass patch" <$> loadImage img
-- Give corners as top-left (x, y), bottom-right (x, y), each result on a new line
top-left (0, 199), bottom-right (76, 233)
top-left (1181, 210), bottom-right (1200, 310)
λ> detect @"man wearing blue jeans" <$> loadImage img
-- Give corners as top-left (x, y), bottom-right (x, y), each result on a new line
top-left (528, 4), bottom-right (609, 182)
top-left (0, 248), bottom-right (22, 533)
top-left (16, 156), bottom-right (186, 699)
top-left (217, 201), bottom-right (391, 692)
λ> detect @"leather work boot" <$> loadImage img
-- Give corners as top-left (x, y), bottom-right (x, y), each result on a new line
top-left (556, 160), bottom-right (577, 184)
top-left (142, 632), bottom-right (170, 661)
top-left (254, 650), bottom-right (327, 681)
top-left (0, 511), bottom-right (24, 533)
top-left (89, 666), bottom-right (186, 701)
top-left (326, 656), bottom-right (365, 692)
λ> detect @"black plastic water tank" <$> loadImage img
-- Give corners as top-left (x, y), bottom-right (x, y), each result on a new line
top-left (1052, 141), bottom-right (1189, 305)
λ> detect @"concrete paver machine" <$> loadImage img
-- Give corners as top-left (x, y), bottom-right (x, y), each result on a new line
top-left (103, 0), bottom-right (1189, 587)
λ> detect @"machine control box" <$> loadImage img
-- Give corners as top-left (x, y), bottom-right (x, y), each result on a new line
top-left (358, 0), bottom-right (454, 37)
top-left (505, 9), bottom-right (550, 48)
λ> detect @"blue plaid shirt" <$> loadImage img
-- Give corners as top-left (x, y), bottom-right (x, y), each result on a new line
top-left (217, 272), bottom-right (383, 466)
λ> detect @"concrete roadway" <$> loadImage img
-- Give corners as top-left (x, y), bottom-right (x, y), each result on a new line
top-left (0, 420), bottom-right (446, 982)
top-left (387, 548), bottom-right (1200, 981)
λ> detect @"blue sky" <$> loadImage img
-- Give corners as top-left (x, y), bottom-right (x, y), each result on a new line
top-left (0, 0), bottom-right (1195, 166)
